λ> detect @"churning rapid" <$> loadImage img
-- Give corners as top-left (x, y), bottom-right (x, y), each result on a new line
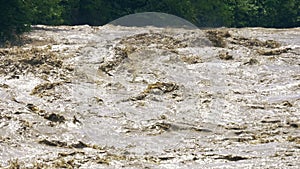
top-left (0, 15), bottom-right (299, 168)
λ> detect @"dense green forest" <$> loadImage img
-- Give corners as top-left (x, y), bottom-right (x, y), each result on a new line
top-left (1, 0), bottom-right (299, 42)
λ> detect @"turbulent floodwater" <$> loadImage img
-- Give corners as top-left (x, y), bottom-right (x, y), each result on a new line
top-left (0, 25), bottom-right (299, 168)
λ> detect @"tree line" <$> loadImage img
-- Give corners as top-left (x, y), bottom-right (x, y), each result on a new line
top-left (1, 0), bottom-right (299, 43)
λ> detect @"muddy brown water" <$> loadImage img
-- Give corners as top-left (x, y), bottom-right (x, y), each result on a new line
top-left (0, 25), bottom-right (299, 168)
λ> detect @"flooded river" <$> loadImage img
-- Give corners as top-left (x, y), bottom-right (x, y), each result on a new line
top-left (0, 25), bottom-right (299, 168)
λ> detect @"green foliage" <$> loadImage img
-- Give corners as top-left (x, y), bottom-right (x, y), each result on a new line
top-left (227, 0), bottom-right (258, 27)
top-left (227, 0), bottom-right (300, 27)
top-left (192, 0), bottom-right (233, 27)
top-left (60, 0), bottom-right (80, 25)
top-left (66, 0), bottom-right (197, 26)
top-left (30, 0), bottom-right (64, 25)
top-left (0, 0), bottom-right (31, 42)
top-left (150, 0), bottom-right (196, 22)
top-left (77, 0), bottom-right (111, 25)
top-left (272, 0), bottom-right (299, 28)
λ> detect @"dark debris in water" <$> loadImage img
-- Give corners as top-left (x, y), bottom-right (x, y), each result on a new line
top-left (244, 58), bottom-right (259, 65)
top-left (128, 93), bottom-right (147, 101)
top-left (258, 47), bottom-right (291, 55)
top-left (98, 46), bottom-right (129, 76)
top-left (44, 113), bottom-right (66, 123)
top-left (123, 81), bottom-right (179, 102)
top-left (0, 46), bottom-right (73, 80)
top-left (31, 82), bottom-right (62, 96)
top-left (38, 139), bottom-right (67, 147)
top-left (214, 154), bottom-right (249, 161)
top-left (99, 32), bottom-right (189, 76)
top-left (205, 29), bottom-right (282, 53)
top-left (26, 103), bottom-right (40, 112)
top-left (70, 141), bottom-right (89, 148)
top-left (38, 139), bottom-right (89, 149)
top-left (25, 103), bottom-right (66, 124)
top-left (218, 51), bottom-right (233, 60)
top-left (120, 32), bottom-right (187, 50)
top-left (180, 55), bottom-right (202, 64)
top-left (0, 83), bottom-right (9, 88)
top-left (205, 29), bottom-right (230, 48)
top-left (232, 37), bottom-right (281, 49)
top-left (261, 118), bottom-right (281, 124)
top-left (72, 115), bottom-right (82, 124)
top-left (144, 82), bottom-right (179, 94)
